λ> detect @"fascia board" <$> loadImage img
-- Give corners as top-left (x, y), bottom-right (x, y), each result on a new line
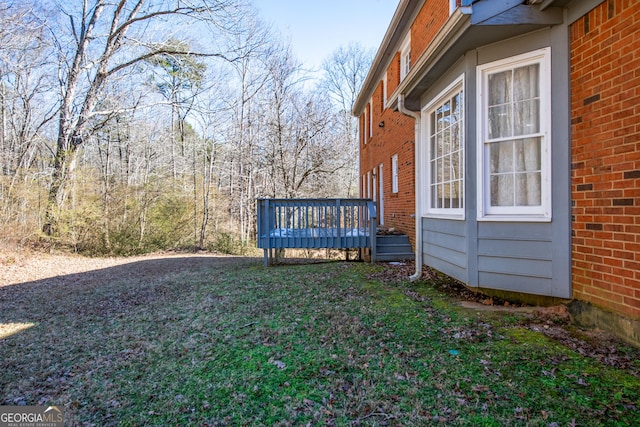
top-left (387, 8), bottom-right (470, 111)
top-left (352, 0), bottom-right (421, 116)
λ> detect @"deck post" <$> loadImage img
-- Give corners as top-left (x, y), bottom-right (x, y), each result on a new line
top-left (370, 222), bottom-right (377, 262)
top-left (336, 199), bottom-right (341, 249)
top-left (265, 199), bottom-right (271, 266)
top-left (368, 201), bottom-right (377, 263)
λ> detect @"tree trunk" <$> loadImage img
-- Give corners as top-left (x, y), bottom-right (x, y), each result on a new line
top-left (43, 133), bottom-right (78, 236)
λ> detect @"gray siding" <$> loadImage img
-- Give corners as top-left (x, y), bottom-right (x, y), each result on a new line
top-left (477, 223), bottom-right (554, 296)
top-left (422, 218), bottom-right (468, 283)
top-left (419, 25), bottom-right (572, 299)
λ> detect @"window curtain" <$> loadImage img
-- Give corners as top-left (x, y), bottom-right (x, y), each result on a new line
top-left (488, 64), bottom-right (541, 207)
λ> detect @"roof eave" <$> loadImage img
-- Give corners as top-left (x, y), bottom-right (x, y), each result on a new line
top-left (357, 1), bottom-right (564, 115)
top-left (352, 0), bottom-right (420, 116)
top-left (386, 8), bottom-right (470, 112)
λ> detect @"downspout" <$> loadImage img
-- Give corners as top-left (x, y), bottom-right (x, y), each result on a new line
top-left (398, 94), bottom-right (422, 281)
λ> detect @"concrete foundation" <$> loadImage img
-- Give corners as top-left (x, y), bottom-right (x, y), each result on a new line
top-left (568, 300), bottom-right (640, 349)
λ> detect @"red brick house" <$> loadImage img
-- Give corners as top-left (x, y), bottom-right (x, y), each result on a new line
top-left (354, 0), bottom-right (640, 345)
top-left (358, 71), bottom-right (416, 240)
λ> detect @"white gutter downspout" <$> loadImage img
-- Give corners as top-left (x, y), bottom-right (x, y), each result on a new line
top-left (398, 94), bottom-right (423, 281)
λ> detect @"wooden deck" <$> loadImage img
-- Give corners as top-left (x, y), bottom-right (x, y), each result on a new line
top-left (256, 198), bottom-right (377, 265)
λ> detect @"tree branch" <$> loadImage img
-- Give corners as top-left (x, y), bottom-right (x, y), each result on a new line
top-left (107, 49), bottom-right (234, 77)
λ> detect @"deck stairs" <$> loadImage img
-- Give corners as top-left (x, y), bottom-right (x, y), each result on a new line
top-left (375, 233), bottom-right (415, 262)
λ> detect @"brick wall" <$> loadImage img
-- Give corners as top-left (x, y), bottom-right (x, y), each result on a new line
top-left (571, 0), bottom-right (640, 319)
top-left (411, 0), bottom-right (450, 61)
top-left (358, 0), bottom-right (454, 246)
top-left (387, 52), bottom-right (401, 97)
top-left (360, 81), bottom-right (416, 242)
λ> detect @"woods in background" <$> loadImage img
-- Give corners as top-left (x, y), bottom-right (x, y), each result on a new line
top-left (0, 0), bottom-right (373, 255)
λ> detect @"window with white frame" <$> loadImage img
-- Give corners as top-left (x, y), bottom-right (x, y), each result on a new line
top-left (383, 72), bottom-right (388, 108)
top-left (372, 168), bottom-right (377, 202)
top-left (425, 76), bottom-right (464, 215)
top-left (362, 110), bottom-right (367, 145)
top-left (400, 33), bottom-right (411, 81)
top-left (477, 48), bottom-right (551, 220)
top-left (391, 154), bottom-right (399, 193)
top-left (378, 163), bottom-right (384, 225)
top-left (368, 101), bottom-right (373, 139)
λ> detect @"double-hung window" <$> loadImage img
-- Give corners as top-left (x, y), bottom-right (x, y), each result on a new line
top-left (424, 76), bottom-right (464, 216)
top-left (368, 101), bottom-right (373, 139)
top-left (400, 34), bottom-right (411, 81)
top-left (477, 48), bottom-right (551, 220)
top-left (391, 154), bottom-right (399, 193)
top-left (383, 72), bottom-right (388, 108)
top-left (362, 110), bottom-right (367, 145)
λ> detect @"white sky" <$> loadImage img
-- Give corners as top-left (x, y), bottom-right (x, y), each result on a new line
top-left (254, 0), bottom-right (399, 70)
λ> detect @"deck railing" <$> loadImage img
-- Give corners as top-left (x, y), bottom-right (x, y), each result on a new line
top-left (257, 198), bottom-right (377, 265)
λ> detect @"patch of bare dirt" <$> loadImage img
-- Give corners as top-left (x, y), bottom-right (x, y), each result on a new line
top-left (0, 248), bottom-right (257, 289)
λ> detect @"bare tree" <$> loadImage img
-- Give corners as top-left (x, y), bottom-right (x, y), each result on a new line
top-left (321, 43), bottom-right (373, 118)
top-left (262, 45), bottom-right (343, 199)
top-left (0, 2), bottom-right (58, 226)
top-left (146, 38), bottom-right (207, 179)
top-left (42, 0), bottom-right (245, 235)
top-left (221, 11), bottom-right (273, 244)
top-left (319, 43), bottom-right (374, 197)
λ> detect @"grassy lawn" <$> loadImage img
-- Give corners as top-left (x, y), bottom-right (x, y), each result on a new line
top-left (1, 257), bottom-right (639, 426)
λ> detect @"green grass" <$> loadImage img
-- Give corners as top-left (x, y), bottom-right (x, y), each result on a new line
top-left (1, 258), bottom-right (639, 426)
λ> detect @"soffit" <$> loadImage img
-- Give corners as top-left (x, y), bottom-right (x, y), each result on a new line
top-left (388, 1), bottom-right (564, 111)
top-left (354, 0), bottom-right (568, 116)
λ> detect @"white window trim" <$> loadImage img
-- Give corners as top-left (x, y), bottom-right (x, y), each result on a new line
top-left (383, 72), bottom-right (388, 108)
top-left (363, 110), bottom-right (367, 145)
top-left (400, 33), bottom-right (411, 81)
top-left (372, 168), bottom-right (377, 202)
top-left (368, 100), bottom-right (373, 140)
top-left (391, 154), bottom-right (399, 194)
top-left (422, 75), bottom-right (465, 219)
top-left (476, 47), bottom-right (552, 222)
top-left (366, 171), bottom-right (371, 199)
top-left (449, 0), bottom-right (457, 14)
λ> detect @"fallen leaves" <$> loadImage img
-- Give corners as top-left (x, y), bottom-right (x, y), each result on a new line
top-left (529, 324), bottom-right (640, 375)
top-left (2, 255), bottom-right (640, 426)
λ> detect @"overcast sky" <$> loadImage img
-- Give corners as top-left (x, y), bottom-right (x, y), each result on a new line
top-left (254, 0), bottom-right (399, 71)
